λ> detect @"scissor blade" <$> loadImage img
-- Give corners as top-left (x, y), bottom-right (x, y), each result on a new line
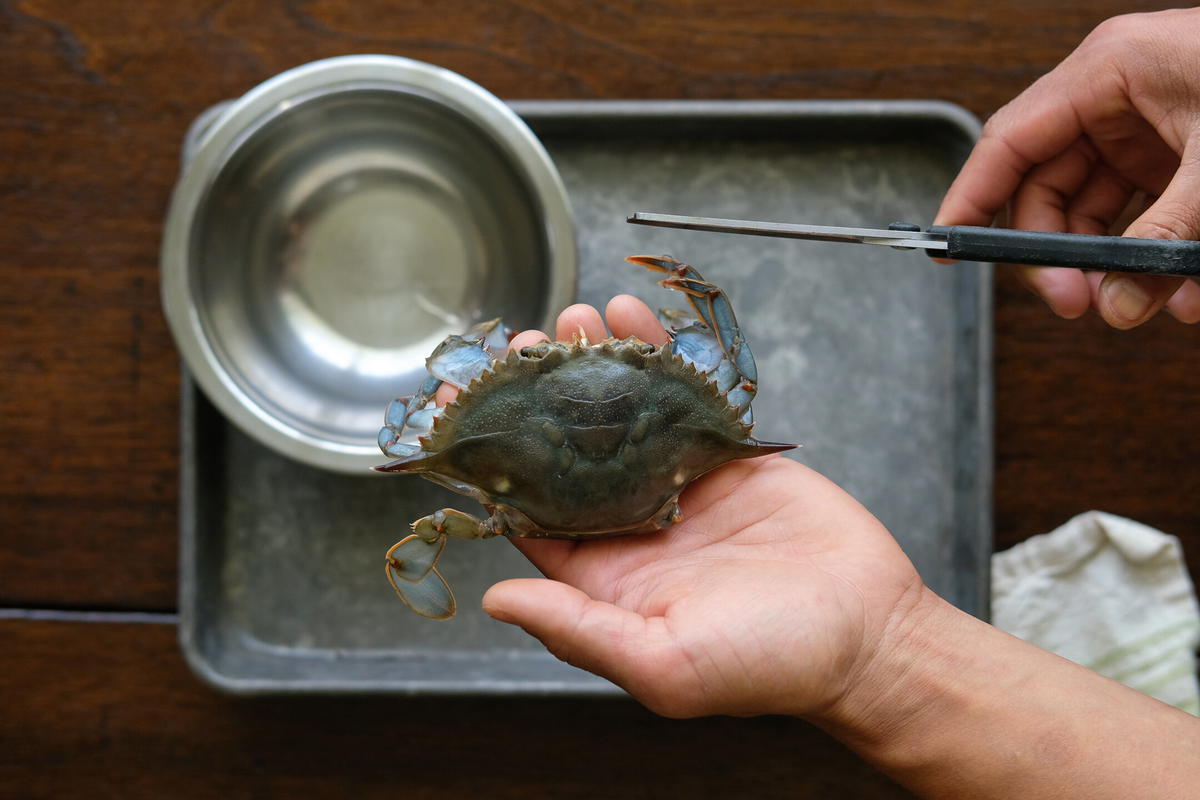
top-left (627, 212), bottom-right (949, 251)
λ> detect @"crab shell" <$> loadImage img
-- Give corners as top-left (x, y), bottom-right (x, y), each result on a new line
top-left (379, 337), bottom-right (793, 538)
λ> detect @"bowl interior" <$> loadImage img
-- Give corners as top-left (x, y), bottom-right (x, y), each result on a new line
top-left (191, 88), bottom-right (550, 449)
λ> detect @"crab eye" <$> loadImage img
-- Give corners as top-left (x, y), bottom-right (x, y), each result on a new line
top-left (519, 343), bottom-right (553, 359)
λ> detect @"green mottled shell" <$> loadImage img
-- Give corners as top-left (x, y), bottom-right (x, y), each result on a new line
top-left (400, 338), bottom-right (768, 537)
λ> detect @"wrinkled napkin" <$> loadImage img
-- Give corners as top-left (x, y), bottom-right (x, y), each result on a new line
top-left (992, 511), bottom-right (1200, 715)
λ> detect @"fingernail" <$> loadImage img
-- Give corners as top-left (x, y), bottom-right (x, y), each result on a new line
top-left (1105, 278), bottom-right (1153, 324)
top-left (481, 600), bottom-right (513, 623)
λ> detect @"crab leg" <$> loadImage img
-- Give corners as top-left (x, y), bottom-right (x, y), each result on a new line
top-left (377, 319), bottom-right (510, 460)
top-left (626, 255), bottom-right (759, 421)
top-left (385, 535), bottom-right (455, 619)
top-left (385, 508), bottom-right (502, 620)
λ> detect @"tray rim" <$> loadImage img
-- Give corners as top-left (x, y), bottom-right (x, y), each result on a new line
top-left (177, 97), bottom-right (991, 695)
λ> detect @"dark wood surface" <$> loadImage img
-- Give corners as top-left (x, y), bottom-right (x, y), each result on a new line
top-left (2, 1), bottom-right (1196, 796)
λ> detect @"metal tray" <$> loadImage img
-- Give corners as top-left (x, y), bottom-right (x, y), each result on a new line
top-left (179, 99), bottom-right (991, 694)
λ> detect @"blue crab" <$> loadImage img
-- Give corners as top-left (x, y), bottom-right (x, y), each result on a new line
top-left (376, 256), bottom-right (796, 619)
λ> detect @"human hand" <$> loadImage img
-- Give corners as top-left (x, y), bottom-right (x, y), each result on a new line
top-left (476, 295), bottom-right (927, 719)
top-left (934, 8), bottom-right (1200, 328)
top-left (437, 297), bottom-right (1200, 800)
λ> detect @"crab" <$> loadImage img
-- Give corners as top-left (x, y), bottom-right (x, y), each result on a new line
top-left (375, 255), bottom-right (796, 619)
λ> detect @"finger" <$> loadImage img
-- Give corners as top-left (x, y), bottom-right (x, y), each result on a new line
top-left (1064, 163), bottom-right (1137, 235)
top-left (1010, 143), bottom-right (1138, 237)
top-left (1085, 270), bottom-right (1106, 308)
top-left (1097, 144), bottom-right (1200, 328)
top-left (1096, 274), bottom-right (1185, 329)
top-left (507, 329), bottom-right (550, 353)
top-left (605, 294), bottom-right (669, 346)
top-left (1011, 160), bottom-right (1139, 319)
top-left (482, 578), bottom-right (680, 705)
top-left (507, 536), bottom-right (578, 577)
top-left (1009, 138), bottom-right (1098, 232)
top-left (935, 132), bottom-right (1047, 228)
top-left (1165, 280), bottom-right (1200, 324)
top-left (434, 381), bottom-right (458, 406)
top-left (1007, 141), bottom-right (1100, 318)
top-left (930, 97), bottom-right (1085, 268)
top-left (1013, 266), bottom-right (1091, 319)
top-left (1087, 114), bottom-right (1181, 199)
top-left (1037, 166), bottom-right (1139, 319)
top-left (434, 329), bottom-right (549, 406)
top-left (935, 76), bottom-right (1086, 229)
top-left (556, 304), bottom-right (607, 342)
top-left (1123, 142), bottom-right (1200, 242)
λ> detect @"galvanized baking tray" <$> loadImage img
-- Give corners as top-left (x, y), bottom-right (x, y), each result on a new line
top-left (178, 99), bottom-right (991, 694)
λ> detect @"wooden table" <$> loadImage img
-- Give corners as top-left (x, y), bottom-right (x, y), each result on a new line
top-left (3, 2), bottom-right (1196, 796)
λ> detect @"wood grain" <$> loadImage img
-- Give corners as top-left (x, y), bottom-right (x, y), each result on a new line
top-left (993, 269), bottom-right (1200, 561)
top-left (2, 1), bottom-right (1198, 794)
top-left (0, 617), bottom-right (914, 798)
top-left (4, 0), bottom-right (1194, 608)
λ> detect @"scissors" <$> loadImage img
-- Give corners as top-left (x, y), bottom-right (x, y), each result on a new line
top-left (627, 212), bottom-right (1200, 277)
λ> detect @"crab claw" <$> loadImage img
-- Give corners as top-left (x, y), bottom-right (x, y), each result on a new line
top-left (626, 254), bottom-right (690, 276)
top-left (376, 319), bottom-right (510, 462)
top-left (627, 255), bottom-right (760, 423)
top-left (385, 535), bottom-right (456, 620)
top-left (377, 429), bottom-right (422, 461)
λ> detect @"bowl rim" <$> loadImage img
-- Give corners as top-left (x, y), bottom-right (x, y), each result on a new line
top-left (161, 55), bottom-right (577, 474)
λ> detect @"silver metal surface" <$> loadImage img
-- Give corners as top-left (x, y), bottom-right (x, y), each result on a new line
top-left (628, 212), bottom-right (948, 250)
top-left (161, 56), bottom-right (577, 473)
top-left (179, 98), bottom-right (991, 695)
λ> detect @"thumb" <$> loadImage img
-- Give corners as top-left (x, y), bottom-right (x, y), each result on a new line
top-left (1097, 148), bottom-right (1200, 328)
top-left (482, 578), bottom-right (673, 698)
top-left (1125, 142), bottom-right (1200, 242)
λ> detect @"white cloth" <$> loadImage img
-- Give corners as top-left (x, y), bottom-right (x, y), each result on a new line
top-left (992, 510), bottom-right (1200, 715)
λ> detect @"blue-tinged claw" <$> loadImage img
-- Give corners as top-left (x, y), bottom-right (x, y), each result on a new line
top-left (704, 288), bottom-right (757, 385)
top-left (377, 322), bottom-right (506, 459)
top-left (629, 254), bottom-right (760, 420)
top-left (379, 429), bottom-right (422, 459)
top-left (669, 322), bottom-right (726, 373)
top-left (385, 396), bottom-right (412, 429)
top-left (427, 318), bottom-right (509, 387)
top-left (625, 254), bottom-right (683, 275)
top-left (661, 275), bottom-right (719, 330)
top-left (710, 359), bottom-right (741, 395)
top-left (404, 406), bottom-right (441, 435)
top-left (657, 307), bottom-right (694, 330)
top-left (427, 336), bottom-right (495, 387)
top-left (379, 390), bottom-right (439, 459)
top-left (473, 317), bottom-right (513, 352)
top-left (726, 383), bottom-right (757, 418)
top-left (406, 375), bottom-right (443, 416)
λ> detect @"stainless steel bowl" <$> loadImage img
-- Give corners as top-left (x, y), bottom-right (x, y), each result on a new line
top-left (162, 56), bottom-right (576, 473)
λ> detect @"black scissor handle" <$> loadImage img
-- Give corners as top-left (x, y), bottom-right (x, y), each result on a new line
top-left (928, 225), bottom-right (1200, 276)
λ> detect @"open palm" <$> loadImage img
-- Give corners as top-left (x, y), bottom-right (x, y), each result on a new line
top-left (481, 295), bottom-right (924, 719)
